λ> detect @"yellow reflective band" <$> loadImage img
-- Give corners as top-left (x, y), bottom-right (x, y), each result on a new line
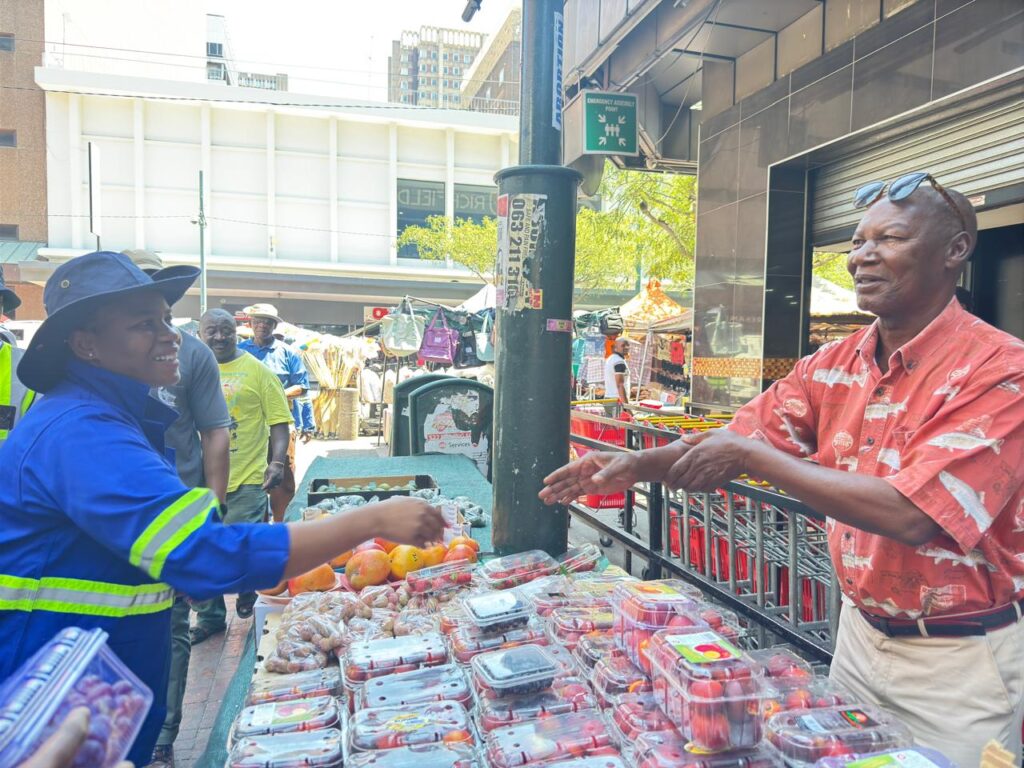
top-left (130, 488), bottom-right (218, 578)
top-left (0, 344), bottom-right (9, 441)
top-left (20, 388), bottom-right (35, 414)
top-left (0, 574), bottom-right (173, 618)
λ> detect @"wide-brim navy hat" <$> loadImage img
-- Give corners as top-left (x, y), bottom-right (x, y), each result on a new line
top-left (18, 251), bottom-right (199, 392)
top-left (0, 265), bottom-right (21, 314)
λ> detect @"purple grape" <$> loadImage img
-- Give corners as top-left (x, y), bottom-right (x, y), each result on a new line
top-left (88, 713), bottom-right (112, 743)
top-left (111, 680), bottom-right (134, 696)
top-left (72, 738), bottom-right (105, 768)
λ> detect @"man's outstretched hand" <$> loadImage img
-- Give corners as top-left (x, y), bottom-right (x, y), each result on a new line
top-left (539, 451), bottom-right (641, 506)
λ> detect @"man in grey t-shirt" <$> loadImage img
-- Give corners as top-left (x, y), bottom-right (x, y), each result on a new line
top-left (126, 250), bottom-right (230, 768)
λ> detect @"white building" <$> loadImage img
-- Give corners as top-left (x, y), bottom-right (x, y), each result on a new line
top-left (35, 66), bottom-right (518, 326)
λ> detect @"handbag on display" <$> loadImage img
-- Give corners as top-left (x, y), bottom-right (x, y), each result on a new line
top-left (454, 328), bottom-right (481, 368)
top-left (419, 308), bottom-right (460, 365)
top-left (599, 311), bottom-right (624, 336)
top-left (379, 301), bottom-right (424, 358)
top-left (475, 313), bottom-right (495, 362)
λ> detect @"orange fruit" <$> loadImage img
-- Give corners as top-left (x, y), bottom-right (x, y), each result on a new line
top-left (258, 580), bottom-right (287, 596)
top-left (444, 544), bottom-right (478, 564)
top-left (374, 538), bottom-right (398, 553)
top-left (355, 540), bottom-right (385, 553)
top-left (345, 550), bottom-right (391, 590)
top-left (421, 544), bottom-right (447, 567)
top-left (329, 549), bottom-right (354, 568)
top-left (447, 535), bottom-right (479, 553)
top-left (287, 564), bottom-right (336, 595)
top-left (389, 545), bottom-right (425, 579)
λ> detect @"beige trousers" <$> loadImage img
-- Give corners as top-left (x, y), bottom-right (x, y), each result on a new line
top-left (830, 602), bottom-right (1024, 767)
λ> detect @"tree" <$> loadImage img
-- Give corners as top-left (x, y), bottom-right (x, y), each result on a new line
top-left (396, 161), bottom-right (698, 299)
top-left (812, 251), bottom-right (854, 291)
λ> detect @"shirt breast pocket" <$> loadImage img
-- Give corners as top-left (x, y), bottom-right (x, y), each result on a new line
top-left (891, 427), bottom-right (917, 451)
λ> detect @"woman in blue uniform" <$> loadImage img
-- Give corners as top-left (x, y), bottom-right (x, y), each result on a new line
top-left (0, 252), bottom-right (445, 765)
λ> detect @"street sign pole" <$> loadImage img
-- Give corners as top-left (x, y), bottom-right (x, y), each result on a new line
top-left (491, 0), bottom-right (580, 556)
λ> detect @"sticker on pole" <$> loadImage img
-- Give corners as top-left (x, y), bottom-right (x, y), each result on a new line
top-left (497, 193), bottom-right (546, 312)
top-left (546, 319), bottom-right (572, 333)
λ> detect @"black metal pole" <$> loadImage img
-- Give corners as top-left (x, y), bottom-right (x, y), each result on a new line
top-left (491, 0), bottom-right (580, 556)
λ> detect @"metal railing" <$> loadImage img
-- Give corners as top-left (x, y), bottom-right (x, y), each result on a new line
top-left (568, 407), bottom-right (841, 664)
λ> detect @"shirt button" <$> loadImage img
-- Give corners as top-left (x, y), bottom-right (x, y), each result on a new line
top-left (874, 387), bottom-right (884, 397)
top-left (866, 437), bottom-right (875, 446)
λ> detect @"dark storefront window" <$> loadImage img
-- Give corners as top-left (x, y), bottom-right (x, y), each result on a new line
top-left (397, 179), bottom-right (445, 258)
top-left (454, 183), bottom-right (497, 224)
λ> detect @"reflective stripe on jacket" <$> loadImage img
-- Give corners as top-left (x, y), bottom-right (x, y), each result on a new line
top-left (0, 341), bottom-right (35, 444)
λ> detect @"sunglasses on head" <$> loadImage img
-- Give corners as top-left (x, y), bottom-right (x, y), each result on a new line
top-left (853, 171), bottom-right (966, 233)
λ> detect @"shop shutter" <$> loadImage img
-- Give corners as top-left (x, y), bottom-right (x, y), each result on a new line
top-left (810, 94), bottom-right (1024, 248)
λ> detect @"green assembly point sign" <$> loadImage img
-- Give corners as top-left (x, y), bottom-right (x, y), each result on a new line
top-left (582, 90), bottom-right (639, 156)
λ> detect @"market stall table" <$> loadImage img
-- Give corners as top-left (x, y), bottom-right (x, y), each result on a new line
top-left (195, 454), bottom-right (492, 768)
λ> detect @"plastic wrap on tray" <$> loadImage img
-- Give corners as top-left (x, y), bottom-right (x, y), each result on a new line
top-left (347, 701), bottom-right (474, 752)
top-left (447, 616), bottom-right (548, 664)
top-left (343, 633), bottom-right (448, 683)
top-left (483, 710), bottom-right (618, 768)
top-left (813, 747), bottom-right (957, 768)
top-left (470, 645), bottom-right (558, 698)
top-left (547, 603), bottom-right (614, 650)
top-left (646, 628), bottom-right (764, 753)
top-left (344, 742), bottom-right (479, 768)
top-left (479, 550), bottom-right (560, 590)
top-left (337, 609), bottom-right (398, 653)
top-left (573, 630), bottom-right (619, 671)
top-left (591, 654), bottom-right (651, 707)
top-left (760, 675), bottom-right (853, 720)
top-left (557, 543), bottom-right (602, 574)
top-left (227, 729), bottom-right (344, 767)
top-left (246, 667), bottom-right (342, 706)
top-left (634, 729), bottom-right (783, 768)
top-left (476, 677), bottom-right (597, 732)
top-left (406, 561), bottom-right (476, 595)
top-left (356, 664), bottom-right (471, 711)
top-left (264, 593), bottom-right (356, 672)
top-left (0, 627), bottom-right (152, 768)
top-left (764, 705), bottom-right (913, 766)
top-left (231, 695), bottom-right (341, 744)
top-left (462, 590), bottom-right (533, 634)
top-left (394, 610), bottom-right (441, 637)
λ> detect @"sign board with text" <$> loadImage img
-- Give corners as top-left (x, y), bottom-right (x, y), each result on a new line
top-left (582, 91), bottom-right (638, 156)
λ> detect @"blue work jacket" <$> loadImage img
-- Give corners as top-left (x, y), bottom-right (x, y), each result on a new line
top-left (0, 359), bottom-right (290, 765)
top-left (240, 338), bottom-right (309, 391)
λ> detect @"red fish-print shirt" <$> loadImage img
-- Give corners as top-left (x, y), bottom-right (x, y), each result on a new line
top-left (730, 299), bottom-right (1024, 618)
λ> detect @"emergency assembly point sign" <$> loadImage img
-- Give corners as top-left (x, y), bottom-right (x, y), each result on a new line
top-left (582, 91), bottom-right (639, 156)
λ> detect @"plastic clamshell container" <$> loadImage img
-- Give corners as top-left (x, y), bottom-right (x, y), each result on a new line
top-left (231, 695), bottom-right (341, 743)
top-left (812, 747), bottom-right (957, 768)
top-left (760, 676), bottom-right (854, 720)
top-left (406, 561), bottom-right (476, 595)
top-left (356, 664), bottom-right (471, 711)
top-left (634, 729), bottom-right (783, 768)
top-left (344, 742), bottom-right (479, 768)
top-left (439, 602), bottom-right (466, 635)
top-left (541, 757), bottom-right (629, 768)
top-left (747, 647), bottom-right (814, 681)
top-left (570, 576), bottom-right (637, 600)
top-left (448, 616), bottom-right (548, 664)
top-left (347, 701), bottom-right (474, 753)
top-left (591, 654), bottom-right (651, 707)
top-left (463, 591), bottom-right (533, 634)
top-left (479, 550), bottom-right (560, 590)
top-left (557, 543), bottom-right (602, 574)
top-left (573, 630), bottom-right (619, 671)
top-left (539, 643), bottom-right (578, 678)
top-left (0, 627), bottom-right (153, 768)
top-left (470, 645), bottom-right (558, 698)
top-left (227, 728), bottom-right (344, 767)
top-left (646, 628), bottom-right (764, 753)
top-left (547, 604), bottom-right (615, 650)
top-left (609, 691), bottom-right (675, 743)
top-left (344, 633), bottom-right (449, 683)
top-left (765, 705), bottom-right (914, 766)
top-left (476, 676), bottom-right (598, 732)
top-left (483, 710), bottom-right (618, 768)
top-left (246, 667), bottom-right (342, 706)
top-left (514, 574), bottom-right (572, 606)
top-left (693, 605), bottom-right (744, 643)
top-left (611, 581), bottom-right (704, 672)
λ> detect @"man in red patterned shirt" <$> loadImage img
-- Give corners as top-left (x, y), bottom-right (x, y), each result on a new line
top-left (541, 174), bottom-right (1024, 763)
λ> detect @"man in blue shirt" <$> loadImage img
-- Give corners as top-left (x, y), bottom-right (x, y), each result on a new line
top-left (239, 304), bottom-right (309, 521)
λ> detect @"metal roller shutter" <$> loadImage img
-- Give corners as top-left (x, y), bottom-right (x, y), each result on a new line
top-left (810, 94), bottom-right (1024, 248)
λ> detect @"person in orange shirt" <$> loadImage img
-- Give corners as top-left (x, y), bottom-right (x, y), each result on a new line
top-left (541, 173), bottom-right (1024, 763)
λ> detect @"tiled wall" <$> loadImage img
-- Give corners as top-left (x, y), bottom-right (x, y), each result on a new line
top-left (691, 0), bottom-right (1024, 408)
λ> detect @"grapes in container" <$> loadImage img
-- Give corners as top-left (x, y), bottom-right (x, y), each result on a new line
top-left (469, 645), bottom-right (559, 698)
top-left (764, 705), bottom-right (913, 765)
top-left (227, 729), bottom-right (343, 767)
top-left (356, 664), bottom-right (471, 711)
top-left (462, 591), bottom-right (533, 634)
top-left (348, 700), bottom-right (475, 752)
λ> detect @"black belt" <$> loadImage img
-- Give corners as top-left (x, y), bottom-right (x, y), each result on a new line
top-left (859, 599), bottom-right (1024, 638)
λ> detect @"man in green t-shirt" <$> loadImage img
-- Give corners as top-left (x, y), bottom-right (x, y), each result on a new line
top-left (192, 309), bottom-right (292, 643)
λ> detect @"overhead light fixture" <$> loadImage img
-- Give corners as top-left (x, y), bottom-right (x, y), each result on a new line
top-left (462, 0), bottom-right (482, 22)
top-left (690, 100), bottom-right (702, 111)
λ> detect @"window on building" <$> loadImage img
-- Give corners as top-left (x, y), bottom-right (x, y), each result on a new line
top-left (0, 130), bottom-right (16, 148)
top-left (397, 179), bottom-right (445, 258)
top-left (0, 224), bottom-right (17, 240)
top-left (0, 34), bottom-right (14, 52)
top-left (455, 183), bottom-right (498, 225)
top-left (431, 50), bottom-right (437, 59)
top-left (400, 81), bottom-right (407, 89)
top-left (419, 91), bottom-right (427, 99)
top-left (207, 62), bottom-right (226, 81)
top-left (498, 67), bottom-right (505, 84)
top-left (454, 66), bottom-right (460, 75)
top-left (206, 41), bottom-right (223, 57)
top-left (443, 66), bottom-right (448, 75)
top-left (443, 52), bottom-right (449, 61)
top-left (464, 53), bottom-right (471, 64)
